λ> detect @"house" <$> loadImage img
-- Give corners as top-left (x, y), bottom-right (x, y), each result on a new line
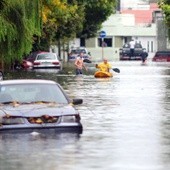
top-left (52, 3), bottom-right (166, 62)
top-left (68, 3), bottom-right (165, 61)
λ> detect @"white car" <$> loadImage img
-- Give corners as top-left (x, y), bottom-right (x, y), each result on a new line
top-left (33, 52), bottom-right (62, 69)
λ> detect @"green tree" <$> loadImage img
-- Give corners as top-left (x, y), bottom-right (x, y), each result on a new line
top-left (36, 0), bottom-right (84, 51)
top-left (38, 0), bottom-right (116, 51)
top-left (0, 0), bottom-right (41, 66)
top-left (159, 0), bottom-right (170, 38)
top-left (77, 0), bottom-right (116, 38)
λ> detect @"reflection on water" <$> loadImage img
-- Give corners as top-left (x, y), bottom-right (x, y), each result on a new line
top-left (1, 61), bottom-right (170, 170)
top-left (0, 132), bottom-right (81, 170)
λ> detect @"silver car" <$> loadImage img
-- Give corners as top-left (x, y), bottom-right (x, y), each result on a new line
top-left (0, 79), bottom-right (83, 133)
top-left (33, 52), bottom-right (62, 69)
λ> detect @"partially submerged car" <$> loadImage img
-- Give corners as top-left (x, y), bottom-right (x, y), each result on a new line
top-left (68, 47), bottom-right (91, 62)
top-left (152, 51), bottom-right (170, 62)
top-left (0, 79), bottom-right (83, 133)
top-left (119, 43), bottom-right (147, 60)
top-left (33, 52), bottom-right (62, 69)
top-left (20, 51), bottom-right (43, 70)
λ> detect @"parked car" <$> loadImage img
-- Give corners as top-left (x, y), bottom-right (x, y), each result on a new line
top-left (0, 79), bottom-right (83, 133)
top-left (68, 47), bottom-right (91, 62)
top-left (152, 51), bottom-right (170, 62)
top-left (21, 60), bottom-right (33, 69)
top-left (119, 43), bottom-right (147, 60)
top-left (15, 51), bottom-right (43, 70)
top-left (33, 52), bottom-right (62, 69)
top-left (25, 51), bottom-right (43, 63)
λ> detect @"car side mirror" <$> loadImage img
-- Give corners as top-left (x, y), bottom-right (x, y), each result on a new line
top-left (72, 99), bottom-right (83, 105)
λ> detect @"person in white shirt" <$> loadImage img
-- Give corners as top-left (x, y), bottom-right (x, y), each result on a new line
top-left (129, 39), bottom-right (135, 58)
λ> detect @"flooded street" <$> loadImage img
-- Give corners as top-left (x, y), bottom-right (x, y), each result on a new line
top-left (0, 61), bottom-right (170, 170)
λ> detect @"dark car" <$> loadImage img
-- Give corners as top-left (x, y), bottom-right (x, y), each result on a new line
top-left (0, 79), bottom-right (83, 133)
top-left (152, 51), bottom-right (170, 62)
top-left (68, 47), bottom-right (91, 62)
top-left (119, 43), bottom-right (147, 60)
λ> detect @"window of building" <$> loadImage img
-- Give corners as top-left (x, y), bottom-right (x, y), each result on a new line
top-left (80, 38), bottom-right (85, 47)
top-left (151, 41), bottom-right (153, 52)
top-left (98, 38), bottom-right (112, 47)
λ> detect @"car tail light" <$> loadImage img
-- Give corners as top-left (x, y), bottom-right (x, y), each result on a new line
top-left (52, 61), bottom-right (59, 65)
top-left (33, 62), bottom-right (40, 65)
top-left (1, 116), bottom-right (24, 125)
top-left (62, 114), bottom-right (81, 123)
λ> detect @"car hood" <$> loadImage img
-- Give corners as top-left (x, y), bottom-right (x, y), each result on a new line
top-left (0, 103), bottom-right (77, 117)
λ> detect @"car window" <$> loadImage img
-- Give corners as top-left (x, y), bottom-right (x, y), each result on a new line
top-left (155, 52), bottom-right (170, 57)
top-left (37, 53), bottom-right (56, 60)
top-left (71, 48), bottom-right (87, 55)
top-left (0, 84), bottom-right (68, 104)
top-left (135, 44), bottom-right (142, 48)
top-left (71, 50), bottom-right (77, 54)
top-left (123, 44), bottom-right (130, 48)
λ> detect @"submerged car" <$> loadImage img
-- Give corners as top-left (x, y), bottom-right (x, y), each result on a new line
top-left (20, 51), bottom-right (43, 70)
top-left (21, 60), bottom-right (33, 69)
top-left (152, 51), bottom-right (170, 62)
top-left (119, 43), bottom-right (147, 60)
top-left (68, 47), bottom-right (91, 62)
top-left (33, 52), bottom-right (62, 69)
top-left (0, 79), bottom-right (83, 133)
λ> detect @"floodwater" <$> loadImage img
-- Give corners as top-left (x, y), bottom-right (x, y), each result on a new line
top-left (0, 61), bottom-right (170, 170)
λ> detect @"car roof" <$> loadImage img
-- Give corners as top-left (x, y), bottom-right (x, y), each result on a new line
top-left (37, 52), bottom-right (56, 55)
top-left (123, 43), bottom-right (142, 48)
top-left (0, 79), bottom-right (57, 85)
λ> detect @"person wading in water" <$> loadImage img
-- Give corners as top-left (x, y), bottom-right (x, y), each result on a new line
top-left (74, 52), bottom-right (87, 75)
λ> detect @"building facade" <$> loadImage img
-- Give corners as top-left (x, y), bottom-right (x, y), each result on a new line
top-left (69, 3), bottom-right (164, 61)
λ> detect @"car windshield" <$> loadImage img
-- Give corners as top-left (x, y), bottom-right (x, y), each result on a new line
top-left (155, 51), bottom-right (170, 57)
top-left (135, 44), bottom-right (142, 48)
top-left (36, 53), bottom-right (56, 60)
top-left (71, 49), bottom-right (86, 54)
top-left (0, 83), bottom-right (68, 104)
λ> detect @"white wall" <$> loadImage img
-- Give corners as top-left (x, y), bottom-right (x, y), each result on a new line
top-left (102, 14), bottom-right (135, 27)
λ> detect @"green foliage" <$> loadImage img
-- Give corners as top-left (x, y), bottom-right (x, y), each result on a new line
top-left (159, 0), bottom-right (170, 37)
top-left (77, 0), bottom-right (116, 38)
top-left (37, 0), bottom-right (85, 51)
top-left (0, 0), bottom-right (41, 64)
top-left (0, 0), bottom-right (117, 63)
top-left (37, 0), bottom-right (116, 51)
